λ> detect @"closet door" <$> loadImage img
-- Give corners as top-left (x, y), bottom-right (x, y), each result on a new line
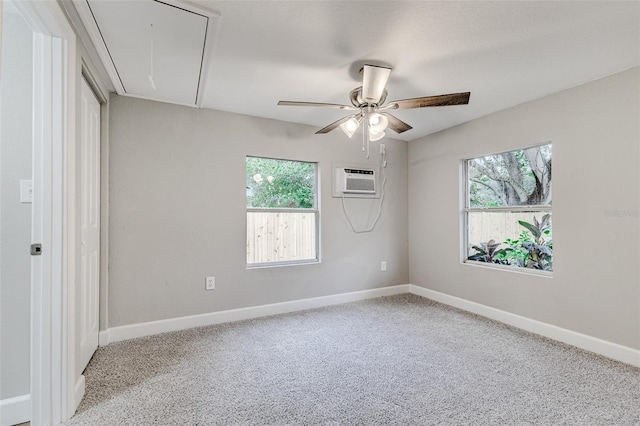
top-left (79, 77), bottom-right (101, 371)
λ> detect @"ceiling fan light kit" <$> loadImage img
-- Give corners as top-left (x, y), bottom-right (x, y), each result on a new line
top-left (278, 64), bottom-right (471, 158)
top-left (339, 116), bottom-right (362, 138)
top-left (369, 113), bottom-right (389, 134)
top-left (368, 128), bottom-right (385, 142)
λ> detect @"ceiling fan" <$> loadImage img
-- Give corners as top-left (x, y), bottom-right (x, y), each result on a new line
top-left (278, 64), bottom-right (470, 144)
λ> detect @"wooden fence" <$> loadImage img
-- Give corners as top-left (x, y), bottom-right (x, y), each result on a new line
top-left (246, 211), bottom-right (550, 262)
top-left (247, 211), bottom-right (316, 264)
top-left (468, 211), bottom-right (551, 247)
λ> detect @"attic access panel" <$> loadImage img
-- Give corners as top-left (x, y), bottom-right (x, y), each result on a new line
top-left (78, 0), bottom-right (219, 107)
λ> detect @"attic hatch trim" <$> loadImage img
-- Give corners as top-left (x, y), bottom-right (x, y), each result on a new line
top-left (74, 0), bottom-right (220, 108)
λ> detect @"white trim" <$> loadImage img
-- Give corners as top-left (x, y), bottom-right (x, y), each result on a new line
top-left (99, 329), bottom-right (111, 347)
top-left (115, 91), bottom-right (200, 108)
top-left (408, 285), bottom-right (640, 368)
top-left (59, 3), bottom-right (114, 93)
top-left (30, 31), bottom-right (52, 425)
top-left (74, 375), bottom-right (85, 412)
top-left (97, 65), bottom-right (111, 352)
top-left (0, 394), bottom-right (31, 426)
top-left (11, 0), bottom-right (78, 424)
top-left (64, 29), bottom-right (79, 426)
top-left (97, 284), bottom-right (639, 369)
top-left (462, 259), bottom-right (553, 278)
top-left (465, 206), bottom-right (552, 213)
top-left (81, 60), bottom-right (108, 103)
top-left (246, 158), bottom-right (321, 268)
top-left (71, 0), bottom-right (124, 94)
top-left (100, 285), bottom-right (410, 345)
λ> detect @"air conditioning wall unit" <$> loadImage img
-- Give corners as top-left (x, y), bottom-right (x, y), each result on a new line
top-left (332, 163), bottom-right (380, 199)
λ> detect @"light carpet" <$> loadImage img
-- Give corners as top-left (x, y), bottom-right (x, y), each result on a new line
top-left (65, 294), bottom-right (640, 425)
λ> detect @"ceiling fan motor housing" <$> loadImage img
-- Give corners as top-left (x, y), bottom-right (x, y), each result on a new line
top-left (350, 87), bottom-right (388, 108)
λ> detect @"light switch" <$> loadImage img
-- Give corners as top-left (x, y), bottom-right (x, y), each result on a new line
top-left (20, 180), bottom-right (33, 203)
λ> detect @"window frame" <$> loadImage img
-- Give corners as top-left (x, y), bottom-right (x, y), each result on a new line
top-left (246, 156), bottom-right (320, 268)
top-left (462, 143), bottom-right (552, 275)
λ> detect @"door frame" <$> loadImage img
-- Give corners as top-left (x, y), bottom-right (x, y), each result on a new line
top-left (11, 0), bottom-right (78, 423)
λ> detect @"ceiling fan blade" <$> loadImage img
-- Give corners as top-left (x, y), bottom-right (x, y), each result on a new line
top-left (390, 92), bottom-right (470, 110)
top-left (315, 115), bottom-right (355, 134)
top-left (380, 113), bottom-right (412, 134)
top-left (362, 64), bottom-right (392, 104)
top-left (278, 101), bottom-right (358, 111)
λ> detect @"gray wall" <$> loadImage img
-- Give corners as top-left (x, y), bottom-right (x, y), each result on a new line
top-left (408, 67), bottom-right (640, 350)
top-left (107, 96), bottom-right (409, 327)
top-left (0, 8), bottom-right (33, 399)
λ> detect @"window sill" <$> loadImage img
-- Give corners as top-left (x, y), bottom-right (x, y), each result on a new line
top-left (463, 260), bottom-right (553, 278)
top-left (247, 259), bottom-right (320, 270)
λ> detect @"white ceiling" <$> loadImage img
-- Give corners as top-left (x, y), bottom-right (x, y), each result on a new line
top-left (87, 0), bottom-right (210, 105)
top-left (77, 1), bottom-right (640, 141)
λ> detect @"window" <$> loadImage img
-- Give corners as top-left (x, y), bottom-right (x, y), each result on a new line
top-left (464, 143), bottom-right (552, 272)
top-left (246, 156), bottom-right (319, 267)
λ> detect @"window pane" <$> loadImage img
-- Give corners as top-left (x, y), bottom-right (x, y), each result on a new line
top-left (246, 157), bottom-right (315, 209)
top-left (246, 211), bottom-right (316, 264)
top-left (246, 156), bottom-right (318, 267)
top-left (467, 210), bottom-right (552, 271)
top-left (468, 144), bottom-right (552, 207)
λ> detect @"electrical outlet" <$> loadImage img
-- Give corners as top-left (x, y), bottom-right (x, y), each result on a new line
top-left (205, 276), bottom-right (215, 290)
top-left (381, 261), bottom-right (387, 272)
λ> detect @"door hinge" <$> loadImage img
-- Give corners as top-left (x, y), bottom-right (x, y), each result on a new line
top-left (30, 243), bottom-right (42, 256)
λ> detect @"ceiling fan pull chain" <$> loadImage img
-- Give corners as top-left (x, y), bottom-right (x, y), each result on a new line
top-left (362, 121), bottom-right (366, 153)
top-left (148, 23), bottom-right (157, 90)
top-left (366, 115), bottom-right (371, 159)
top-left (366, 130), bottom-right (370, 159)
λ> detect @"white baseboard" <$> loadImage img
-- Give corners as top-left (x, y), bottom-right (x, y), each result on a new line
top-left (408, 284), bottom-right (640, 368)
top-left (99, 329), bottom-right (110, 347)
top-left (100, 284), bottom-right (410, 345)
top-left (97, 283), bottom-right (638, 368)
top-left (0, 394), bottom-right (30, 426)
top-left (74, 375), bottom-right (85, 412)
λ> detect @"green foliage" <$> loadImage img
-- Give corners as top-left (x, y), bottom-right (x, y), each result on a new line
top-left (468, 239), bottom-right (511, 264)
top-left (499, 231), bottom-right (532, 266)
top-left (468, 214), bottom-right (553, 271)
top-left (517, 214), bottom-right (553, 270)
top-left (468, 144), bottom-right (552, 208)
top-left (246, 157), bottom-right (315, 208)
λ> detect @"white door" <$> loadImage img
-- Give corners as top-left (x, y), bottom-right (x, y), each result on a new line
top-left (79, 77), bottom-right (101, 371)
